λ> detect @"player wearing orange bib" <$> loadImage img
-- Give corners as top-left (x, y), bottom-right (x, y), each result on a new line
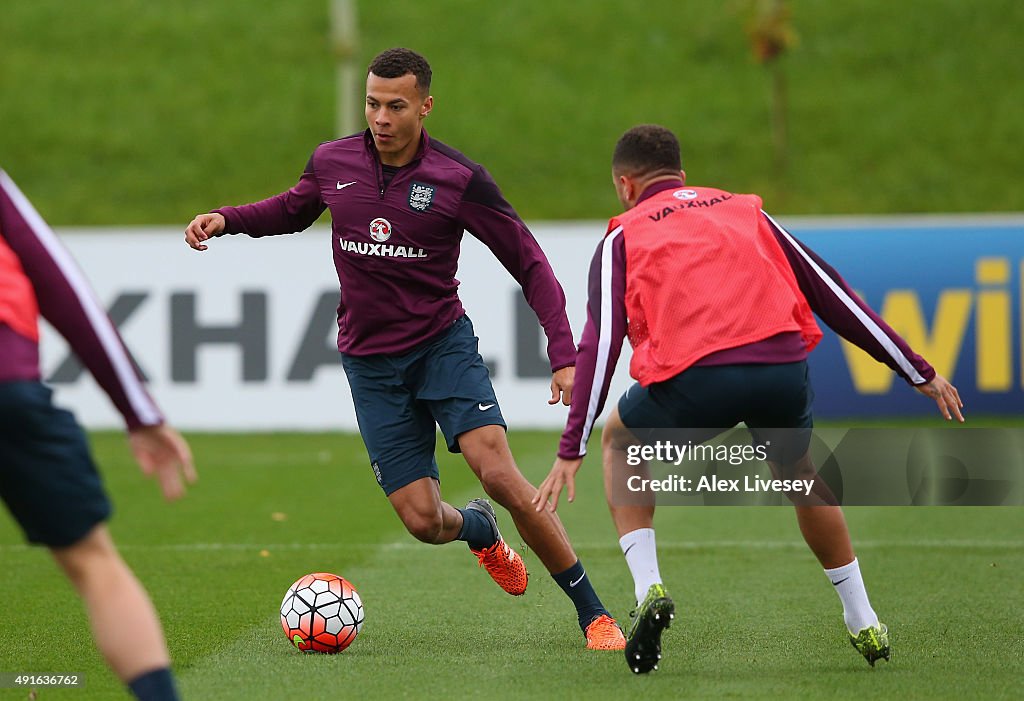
top-left (2, 170), bottom-right (196, 700)
top-left (533, 125), bottom-right (963, 674)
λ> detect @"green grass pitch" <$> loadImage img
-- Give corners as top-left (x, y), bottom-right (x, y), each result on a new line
top-left (1, 430), bottom-right (1020, 699)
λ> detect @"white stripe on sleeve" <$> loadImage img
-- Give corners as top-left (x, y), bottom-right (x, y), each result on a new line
top-left (578, 225), bottom-right (624, 456)
top-left (0, 170), bottom-right (163, 424)
top-left (763, 211), bottom-right (926, 384)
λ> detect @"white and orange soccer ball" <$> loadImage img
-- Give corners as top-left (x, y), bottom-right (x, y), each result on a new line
top-left (280, 572), bottom-right (364, 653)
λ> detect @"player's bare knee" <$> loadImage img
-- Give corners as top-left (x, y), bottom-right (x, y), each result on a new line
top-left (459, 425), bottom-right (511, 465)
top-left (53, 548), bottom-right (91, 586)
top-left (602, 409), bottom-right (636, 452)
top-left (50, 525), bottom-right (119, 586)
top-left (770, 454), bottom-right (817, 481)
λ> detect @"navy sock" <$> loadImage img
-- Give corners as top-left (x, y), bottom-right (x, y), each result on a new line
top-left (456, 507), bottom-right (497, 550)
top-left (127, 667), bottom-right (179, 701)
top-left (552, 559), bottom-right (609, 632)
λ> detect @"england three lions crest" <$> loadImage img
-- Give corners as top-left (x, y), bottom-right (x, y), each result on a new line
top-left (408, 181), bottom-right (436, 212)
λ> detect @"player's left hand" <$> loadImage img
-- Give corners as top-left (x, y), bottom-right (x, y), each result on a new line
top-left (914, 373), bottom-right (965, 422)
top-left (549, 366), bottom-right (575, 406)
top-left (533, 456), bottom-right (583, 512)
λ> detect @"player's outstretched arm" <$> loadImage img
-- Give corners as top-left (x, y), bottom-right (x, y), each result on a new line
top-left (128, 424), bottom-right (198, 501)
top-left (914, 374), bottom-right (965, 422)
top-left (184, 212), bottom-right (226, 251)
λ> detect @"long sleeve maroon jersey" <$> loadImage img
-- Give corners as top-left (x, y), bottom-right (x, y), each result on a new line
top-left (214, 129), bottom-right (576, 370)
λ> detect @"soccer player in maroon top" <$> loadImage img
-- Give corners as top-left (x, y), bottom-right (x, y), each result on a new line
top-left (185, 48), bottom-right (625, 649)
top-left (533, 125), bottom-right (963, 673)
top-left (1, 169), bottom-right (196, 701)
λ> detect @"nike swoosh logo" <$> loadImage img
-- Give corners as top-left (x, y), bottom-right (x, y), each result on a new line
top-left (569, 571), bottom-right (586, 588)
top-left (832, 577), bottom-right (850, 587)
top-left (336, 181), bottom-right (357, 190)
top-left (478, 403), bottom-right (496, 411)
top-left (623, 543), bottom-right (636, 558)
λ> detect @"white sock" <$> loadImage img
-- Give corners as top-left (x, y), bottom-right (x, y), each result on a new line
top-left (824, 557), bottom-right (879, 634)
top-left (619, 528), bottom-right (663, 603)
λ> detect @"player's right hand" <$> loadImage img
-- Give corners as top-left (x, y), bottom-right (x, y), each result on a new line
top-left (914, 373), bottom-right (964, 422)
top-left (184, 212), bottom-right (226, 251)
top-left (128, 424), bottom-right (198, 501)
top-left (533, 456), bottom-right (583, 512)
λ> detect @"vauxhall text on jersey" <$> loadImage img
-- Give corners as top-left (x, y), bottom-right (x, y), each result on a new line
top-left (613, 185), bottom-right (822, 386)
top-left (557, 180), bottom-right (936, 460)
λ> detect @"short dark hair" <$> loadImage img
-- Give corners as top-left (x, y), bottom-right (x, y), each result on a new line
top-left (367, 48), bottom-right (432, 95)
top-left (612, 125), bottom-right (682, 177)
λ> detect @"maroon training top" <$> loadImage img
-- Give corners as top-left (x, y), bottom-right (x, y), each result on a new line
top-left (215, 129), bottom-right (576, 370)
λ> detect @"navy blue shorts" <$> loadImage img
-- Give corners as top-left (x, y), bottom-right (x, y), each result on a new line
top-left (0, 381), bottom-right (112, 547)
top-left (341, 315), bottom-right (506, 495)
top-left (618, 361), bottom-right (814, 464)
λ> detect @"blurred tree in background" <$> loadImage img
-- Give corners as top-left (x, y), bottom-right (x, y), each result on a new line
top-left (743, 0), bottom-right (798, 177)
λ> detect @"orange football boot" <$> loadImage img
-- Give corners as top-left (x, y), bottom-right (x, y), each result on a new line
top-left (585, 614), bottom-right (627, 650)
top-left (466, 498), bottom-right (528, 596)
